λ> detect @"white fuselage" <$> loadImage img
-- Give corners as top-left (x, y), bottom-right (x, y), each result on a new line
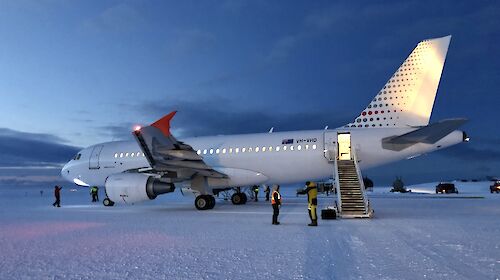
top-left (61, 127), bottom-right (465, 188)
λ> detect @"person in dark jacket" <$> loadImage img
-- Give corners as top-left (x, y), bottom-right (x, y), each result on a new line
top-left (264, 185), bottom-right (270, 201)
top-left (52, 185), bottom-right (62, 207)
top-left (271, 185), bottom-right (282, 225)
top-left (305, 181), bottom-right (318, 226)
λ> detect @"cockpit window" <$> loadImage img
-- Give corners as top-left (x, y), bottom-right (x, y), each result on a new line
top-left (73, 153), bottom-right (82, 160)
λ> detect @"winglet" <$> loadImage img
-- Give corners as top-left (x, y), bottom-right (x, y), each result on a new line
top-left (151, 111), bottom-right (177, 136)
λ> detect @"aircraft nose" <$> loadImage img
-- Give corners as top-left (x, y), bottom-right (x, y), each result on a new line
top-left (61, 164), bottom-right (70, 180)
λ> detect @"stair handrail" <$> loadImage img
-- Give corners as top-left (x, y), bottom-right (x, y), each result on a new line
top-left (351, 149), bottom-right (368, 214)
top-left (334, 147), bottom-right (342, 214)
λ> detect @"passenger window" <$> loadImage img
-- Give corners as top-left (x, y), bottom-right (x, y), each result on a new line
top-left (305, 145), bottom-right (309, 150)
top-left (283, 146), bottom-right (287, 151)
top-left (203, 149), bottom-right (207, 155)
top-left (216, 149), bottom-right (220, 154)
top-left (125, 153), bottom-right (129, 157)
top-left (210, 149), bottom-right (214, 154)
top-left (120, 153), bottom-right (124, 158)
top-left (262, 147), bottom-right (266, 152)
top-left (137, 152), bottom-right (141, 157)
top-left (290, 146), bottom-right (294, 151)
top-left (312, 144), bottom-right (317, 150)
top-left (197, 150), bottom-right (201, 155)
top-left (255, 147), bottom-right (259, 152)
top-left (269, 146), bottom-right (273, 151)
top-left (229, 148), bottom-right (233, 153)
top-left (222, 148), bottom-right (226, 154)
top-left (276, 146), bottom-right (280, 151)
top-left (242, 148), bottom-right (246, 152)
top-left (114, 153), bottom-right (118, 158)
top-left (235, 148), bottom-right (239, 153)
top-left (131, 153), bottom-right (135, 157)
top-left (297, 145), bottom-right (302, 151)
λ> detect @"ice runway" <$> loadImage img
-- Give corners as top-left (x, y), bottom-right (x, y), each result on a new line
top-left (0, 187), bottom-right (499, 280)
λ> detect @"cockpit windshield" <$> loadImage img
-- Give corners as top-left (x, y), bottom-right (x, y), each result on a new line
top-left (73, 153), bottom-right (82, 160)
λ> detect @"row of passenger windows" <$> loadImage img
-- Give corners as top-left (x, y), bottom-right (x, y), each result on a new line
top-left (196, 144), bottom-right (317, 155)
top-left (114, 152), bottom-right (145, 158)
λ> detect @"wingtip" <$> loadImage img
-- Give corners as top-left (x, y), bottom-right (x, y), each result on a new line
top-left (151, 111), bottom-right (177, 136)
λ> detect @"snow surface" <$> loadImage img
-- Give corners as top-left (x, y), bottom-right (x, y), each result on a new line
top-left (0, 186), bottom-right (499, 280)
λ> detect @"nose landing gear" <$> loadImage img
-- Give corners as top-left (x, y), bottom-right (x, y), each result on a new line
top-left (103, 198), bottom-right (115, 207)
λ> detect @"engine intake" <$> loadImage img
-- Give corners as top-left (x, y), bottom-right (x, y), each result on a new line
top-left (105, 173), bottom-right (175, 204)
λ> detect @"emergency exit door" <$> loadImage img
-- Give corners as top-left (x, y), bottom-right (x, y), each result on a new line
top-left (337, 133), bottom-right (351, 160)
top-left (89, 145), bottom-right (103, 169)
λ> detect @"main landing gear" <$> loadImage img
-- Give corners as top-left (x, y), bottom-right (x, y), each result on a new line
top-left (231, 192), bottom-right (247, 205)
top-left (103, 198), bottom-right (115, 207)
top-left (195, 195), bottom-right (215, 210)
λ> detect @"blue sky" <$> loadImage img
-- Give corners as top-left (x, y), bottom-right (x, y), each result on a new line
top-left (0, 0), bottom-right (499, 186)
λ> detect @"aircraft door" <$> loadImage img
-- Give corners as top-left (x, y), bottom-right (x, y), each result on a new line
top-left (337, 133), bottom-right (351, 160)
top-left (323, 131), bottom-right (337, 161)
top-left (89, 145), bottom-right (103, 169)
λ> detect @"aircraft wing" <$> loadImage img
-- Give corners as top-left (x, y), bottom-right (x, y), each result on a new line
top-left (382, 118), bottom-right (467, 151)
top-left (132, 112), bottom-right (228, 182)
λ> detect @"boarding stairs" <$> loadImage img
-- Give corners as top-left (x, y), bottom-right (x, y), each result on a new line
top-left (332, 151), bottom-right (373, 218)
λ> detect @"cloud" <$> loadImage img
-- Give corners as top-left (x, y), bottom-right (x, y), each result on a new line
top-left (81, 3), bottom-right (146, 33)
top-left (438, 143), bottom-right (500, 162)
top-left (166, 29), bottom-right (217, 57)
top-left (0, 128), bottom-right (81, 168)
top-left (113, 97), bottom-right (352, 138)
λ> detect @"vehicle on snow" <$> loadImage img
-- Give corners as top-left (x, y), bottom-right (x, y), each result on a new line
top-left (490, 181), bottom-right (500, 193)
top-left (435, 183), bottom-right (458, 194)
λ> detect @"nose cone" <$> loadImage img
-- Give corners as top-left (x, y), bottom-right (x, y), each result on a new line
top-left (61, 163), bottom-right (70, 182)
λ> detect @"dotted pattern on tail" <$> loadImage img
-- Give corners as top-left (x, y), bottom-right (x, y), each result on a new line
top-left (345, 36), bottom-right (450, 128)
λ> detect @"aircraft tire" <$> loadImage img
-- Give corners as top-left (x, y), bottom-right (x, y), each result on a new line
top-left (208, 196), bottom-right (216, 209)
top-left (103, 198), bottom-right (115, 207)
top-left (195, 195), bottom-right (211, 210)
top-left (231, 193), bottom-right (243, 205)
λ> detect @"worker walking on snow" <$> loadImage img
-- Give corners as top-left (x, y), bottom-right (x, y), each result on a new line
top-left (305, 181), bottom-right (318, 226)
top-left (271, 185), bottom-right (281, 225)
top-left (52, 185), bottom-right (62, 207)
top-left (253, 185), bottom-right (259, 202)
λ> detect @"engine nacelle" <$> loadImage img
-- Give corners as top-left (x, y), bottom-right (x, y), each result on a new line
top-left (105, 173), bottom-right (175, 204)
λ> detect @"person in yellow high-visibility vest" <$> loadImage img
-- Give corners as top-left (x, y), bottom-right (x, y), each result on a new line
top-left (271, 185), bottom-right (281, 225)
top-left (305, 181), bottom-right (318, 226)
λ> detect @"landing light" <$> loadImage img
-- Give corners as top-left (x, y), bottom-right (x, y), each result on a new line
top-left (464, 137), bottom-right (470, 142)
top-left (134, 126), bottom-right (141, 131)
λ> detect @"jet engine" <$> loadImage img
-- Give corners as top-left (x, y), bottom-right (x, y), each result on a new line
top-left (105, 173), bottom-right (175, 204)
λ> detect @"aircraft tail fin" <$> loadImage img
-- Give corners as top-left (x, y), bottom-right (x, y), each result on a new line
top-left (346, 35), bottom-right (451, 128)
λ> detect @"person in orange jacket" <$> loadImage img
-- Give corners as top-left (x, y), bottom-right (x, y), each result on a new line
top-left (271, 185), bottom-right (282, 225)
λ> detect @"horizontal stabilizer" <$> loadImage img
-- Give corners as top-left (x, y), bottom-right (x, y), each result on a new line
top-left (382, 118), bottom-right (467, 151)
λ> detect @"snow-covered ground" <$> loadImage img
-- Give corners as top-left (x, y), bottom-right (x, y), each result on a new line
top-left (0, 186), bottom-right (499, 280)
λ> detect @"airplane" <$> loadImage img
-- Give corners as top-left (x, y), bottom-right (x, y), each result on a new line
top-left (61, 35), bottom-right (469, 210)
